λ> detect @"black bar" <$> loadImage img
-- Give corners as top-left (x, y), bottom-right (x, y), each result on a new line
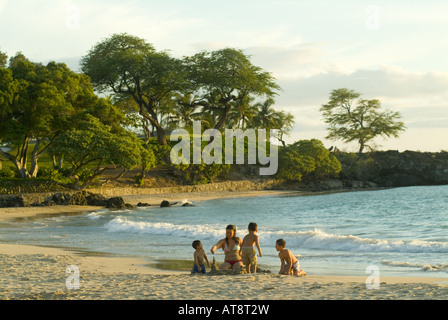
top-left (1, 300), bottom-right (447, 319)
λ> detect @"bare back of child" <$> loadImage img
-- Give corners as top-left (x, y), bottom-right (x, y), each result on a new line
top-left (275, 239), bottom-right (306, 276)
top-left (241, 222), bottom-right (263, 273)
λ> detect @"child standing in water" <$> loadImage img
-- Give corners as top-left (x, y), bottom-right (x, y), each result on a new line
top-left (191, 240), bottom-right (210, 274)
top-left (275, 239), bottom-right (306, 276)
top-left (241, 222), bottom-right (263, 273)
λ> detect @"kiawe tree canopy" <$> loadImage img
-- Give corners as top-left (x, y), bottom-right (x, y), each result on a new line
top-left (48, 114), bottom-right (155, 189)
top-left (81, 33), bottom-right (186, 146)
top-left (320, 88), bottom-right (406, 153)
top-left (0, 53), bottom-right (96, 178)
top-left (81, 35), bottom-right (283, 148)
top-left (182, 48), bottom-right (281, 131)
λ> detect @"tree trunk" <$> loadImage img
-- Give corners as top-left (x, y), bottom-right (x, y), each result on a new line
top-left (52, 155), bottom-right (58, 169)
top-left (15, 161), bottom-right (31, 178)
top-left (142, 119), bottom-right (152, 144)
top-left (52, 155), bottom-right (64, 169)
top-left (214, 104), bottom-right (232, 131)
top-left (142, 115), bottom-right (171, 164)
top-left (19, 138), bottom-right (29, 169)
top-left (139, 104), bottom-right (167, 146)
top-left (29, 139), bottom-right (42, 178)
top-left (156, 126), bottom-right (168, 146)
top-left (358, 139), bottom-right (365, 154)
top-left (0, 149), bottom-right (31, 178)
top-left (29, 161), bottom-right (38, 178)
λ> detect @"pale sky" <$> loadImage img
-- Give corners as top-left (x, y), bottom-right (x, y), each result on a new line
top-left (1, 0), bottom-right (447, 152)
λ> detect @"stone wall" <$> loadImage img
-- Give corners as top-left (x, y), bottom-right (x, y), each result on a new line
top-left (88, 179), bottom-right (281, 198)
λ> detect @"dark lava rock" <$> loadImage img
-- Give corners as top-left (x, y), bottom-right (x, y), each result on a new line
top-left (160, 200), bottom-right (171, 207)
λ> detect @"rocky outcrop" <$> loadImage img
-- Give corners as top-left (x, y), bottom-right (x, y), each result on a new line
top-left (0, 195), bottom-right (26, 208)
top-left (337, 150), bottom-right (448, 188)
top-left (0, 191), bottom-right (133, 209)
top-left (266, 150), bottom-right (448, 192)
top-left (160, 200), bottom-right (171, 207)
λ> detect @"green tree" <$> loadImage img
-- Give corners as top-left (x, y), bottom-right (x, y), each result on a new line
top-left (167, 93), bottom-right (203, 130)
top-left (183, 48), bottom-right (280, 131)
top-left (81, 33), bottom-right (186, 146)
top-left (48, 115), bottom-right (155, 189)
top-left (252, 98), bottom-right (295, 146)
top-left (0, 50), bottom-right (8, 67)
top-left (184, 92), bottom-right (221, 129)
top-left (253, 98), bottom-right (277, 129)
top-left (227, 95), bottom-right (258, 129)
top-left (272, 110), bottom-right (295, 147)
top-left (0, 54), bottom-right (19, 118)
top-left (277, 139), bottom-right (341, 182)
top-left (0, 54), bottom-right (90, 178)
top-left (320, 88), bottom-right (406, 153)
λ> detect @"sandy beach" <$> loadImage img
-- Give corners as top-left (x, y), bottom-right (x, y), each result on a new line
top-left (1, 189), bottom-right (448, 301)
top-left (1, 243), bottom-right (448, 300)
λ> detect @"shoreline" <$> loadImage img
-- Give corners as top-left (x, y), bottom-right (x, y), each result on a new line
top-left (0, 186), bottom-right (385, 222)
top-left (0, 189), bottom-right (303, 222)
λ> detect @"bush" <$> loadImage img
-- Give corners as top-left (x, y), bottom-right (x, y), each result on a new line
top-left (37, 167), bottom-right (63, 180)
top-left (336, 152), bottom-right (375, 181)
top-left (277, 139), bottom-right (341, 182)
top-left (134, 173), bottom-right (145, 186)
top-left (0, 166), bottom-right (18, 179)
top-left (147, 143), bottom-right (172, 166)
top-left (0, 178), bottom-right (67, 194)
top-left (176, 162), bottom-right (231, 185)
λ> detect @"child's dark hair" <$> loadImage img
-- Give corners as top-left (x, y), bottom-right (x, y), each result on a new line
top-left (248, 222), bottom-right (258, 232)
top-left (192, 240), bottom-right (201, 249)
top-left (276, 239), bottom-right (286, 247)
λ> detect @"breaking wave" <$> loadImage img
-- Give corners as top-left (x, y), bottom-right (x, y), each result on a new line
top-left (381, 260), bottom-right (448, 272)
top-left (104, 217), bottom-right (448, 254)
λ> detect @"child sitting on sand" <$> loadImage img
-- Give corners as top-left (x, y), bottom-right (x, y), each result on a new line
top-left (241, 222), bottom-right (263, 273)
top-left (275, 239), bottom-right (306, 276)
top-left (191, 240), bottom-right (210, 274)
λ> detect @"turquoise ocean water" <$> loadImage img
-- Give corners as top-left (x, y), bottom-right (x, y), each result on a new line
top-left (1, 185), bottom-right (448, 278)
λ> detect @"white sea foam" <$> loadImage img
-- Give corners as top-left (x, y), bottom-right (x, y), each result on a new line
top-left (262, 229), bottom-right (448, 253)
top-left (381, 260), bottom-right (448, 272)
top-left (104, 217), bottom-right (448, 254)
top-left (87, 210), bottom-right (109, 220)
top-left (105, 217), bottom-right (222, 240)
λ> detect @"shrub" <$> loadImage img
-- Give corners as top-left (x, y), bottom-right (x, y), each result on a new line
top-left (277, 139), bottom-right (341, 182)
top-left (0, 166), bottom-right (18, 179)
top-left (336, 152), bottom-right (375, 181)
top-left (176, 162), bottom-right (230, 185)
